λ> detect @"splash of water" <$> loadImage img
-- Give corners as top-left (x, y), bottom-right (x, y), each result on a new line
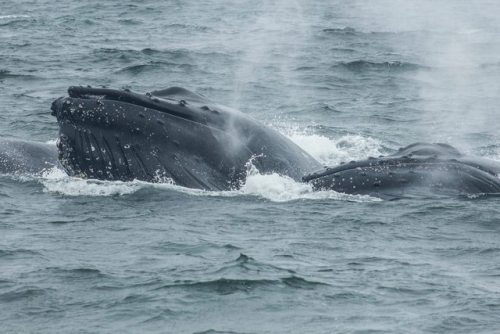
top-left (34, 132), bottom-right (383, 202)
top-left (40, 167), bottom-right (144, 196)
top-left (288, 132), bottom-right (383, 166)
top-left (241, 161), bottom-right (379, 202)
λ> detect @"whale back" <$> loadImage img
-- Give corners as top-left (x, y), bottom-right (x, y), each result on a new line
top-left (0, 139), bottom-right (58, 175)
top-left (151, 87), bottom-right (210, 104)
top-left (304, 143), bottom-right (500, 198)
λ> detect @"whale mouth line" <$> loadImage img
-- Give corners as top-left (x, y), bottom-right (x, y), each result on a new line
top-left (65, 86), bottom-right (198, 122)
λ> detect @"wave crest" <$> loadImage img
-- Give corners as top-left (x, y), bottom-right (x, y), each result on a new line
top-left (336, 60), bottom-right (423, 72)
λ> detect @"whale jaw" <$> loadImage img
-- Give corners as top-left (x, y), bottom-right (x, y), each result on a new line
top-left (50, 87), bottom-right (249, 189)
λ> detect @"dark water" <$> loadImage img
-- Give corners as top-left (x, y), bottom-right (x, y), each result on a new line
top-left (1, 1), bottom-right (500, 333)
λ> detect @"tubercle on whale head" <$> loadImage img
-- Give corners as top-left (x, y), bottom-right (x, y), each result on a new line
top-left (50, 97), bottom-right (66, 117)
top-left (50, 91), bottom-right (152, 181)
top-left (58, 86), bottom-right (240, 132)
top-left (67, 86), bottom-right (201, 121)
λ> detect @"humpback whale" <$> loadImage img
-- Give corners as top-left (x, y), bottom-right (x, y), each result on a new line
top-left (304, 142), bottom-right (500, 198)
top-left (0, 139), bottom-right (58, 175)
top-left (50, 86), bottom-right (321, 190)
top-left (0, 85), bottom-right (493, 199)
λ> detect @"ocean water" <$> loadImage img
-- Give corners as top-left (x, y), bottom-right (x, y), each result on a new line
top-left (1, 0), bottom-right (500, 333)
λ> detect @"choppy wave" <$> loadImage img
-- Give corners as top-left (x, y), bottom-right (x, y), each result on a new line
top-left (46, 267), bottom-right (108, 280)
top-left (115, 62), bottom-right (196, 75)
top-left (0, 15), bottom-right (32, 26)
top-left (0, 249), bottom-right (41, 258)
top-left (322, 27), bottom-right (358, 35)
top-left (0, 286), bottom-right (49, 303)
top-left (193, 330), bottom-right (250, 334)
top-left (94, 47), bottom-right (227, 62)
top-left (92, 48), bottom-right (193, 65)
top-left (0, 70), bottom-right (37, 80)
top-left (157, 277), bottom-right (275, 294)
top-left (321, 26), bottom-right (434, 37)
top-left (156, 275), bottom-right (326, 294)
top-left (155, 253), bottom-right (328, 294)
top-left (213, 253), bottom-right (294, 276)
top-left (117, 18), bottom-right (141, 26)
top-left (0, 15), bottom-right (31, 20)
top-left (162, 23), bottom-right (214, 32)
top-left (335, 60), bottom-right (423, 72)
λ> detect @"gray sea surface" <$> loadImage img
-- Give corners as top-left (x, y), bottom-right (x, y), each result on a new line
top-left (1, 0), bottom-right (500, 333)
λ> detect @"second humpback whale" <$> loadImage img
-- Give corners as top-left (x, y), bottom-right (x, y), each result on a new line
top-left (304, 143), bottom-right (500, 198)
top-left (47, 86), bottom-right (500, 198)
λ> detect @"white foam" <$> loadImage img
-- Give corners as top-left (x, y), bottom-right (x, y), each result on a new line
top-left (45, 139), bottom-right (58, 145)
top-left (33, 131), bottom-right (383, 202)
top-left (240, 163), bottom-right (378, 202)
top-left (40, 168), bottom-right (143, 196)
top-left (486, 152), bottom-right (500, 163)
top-left (287, 132), bottom-right (384, 166)
top-left (0, 15), bottom-right (31, 20)
top-left (36, 166), bottom-right (235, 198)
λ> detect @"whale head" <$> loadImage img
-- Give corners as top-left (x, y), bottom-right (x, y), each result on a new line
top-left (51, 86), bottom-right (321, 190)
top-left (50, 86), bottom-right (253, 189)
